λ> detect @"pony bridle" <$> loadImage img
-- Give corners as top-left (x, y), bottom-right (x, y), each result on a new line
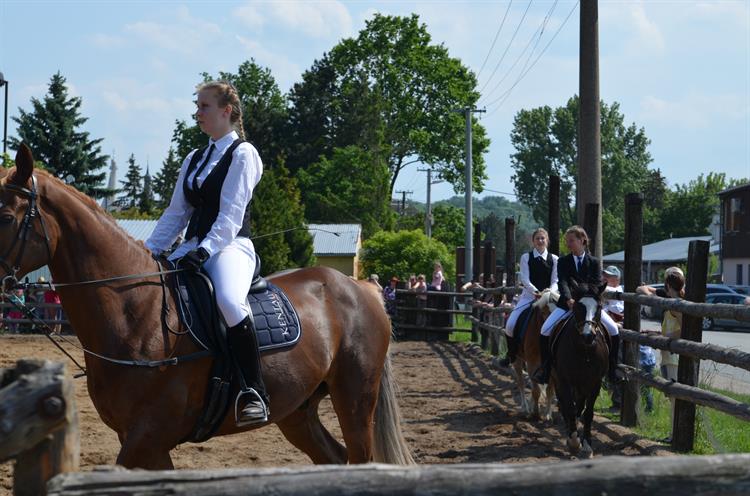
top-left (0, 175), bottom-right (53, 290)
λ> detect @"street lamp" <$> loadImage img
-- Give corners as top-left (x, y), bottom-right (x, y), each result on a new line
top-left (0, 72), bottom-right (7, 156)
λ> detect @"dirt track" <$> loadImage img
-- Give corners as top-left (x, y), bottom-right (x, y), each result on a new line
top-left (0, 335), bottom-right (671, 494)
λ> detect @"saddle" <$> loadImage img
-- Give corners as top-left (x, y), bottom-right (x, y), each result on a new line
top-left (168, 259), bottom-right (301, 442)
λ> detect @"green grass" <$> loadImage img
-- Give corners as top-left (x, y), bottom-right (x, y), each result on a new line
top-left (595, 384), bottom-right (750, 454)
top-left (449, 315), bottom-right (474, 342)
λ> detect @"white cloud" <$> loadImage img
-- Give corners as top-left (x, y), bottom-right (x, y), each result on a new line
top-left (234, 1), bottom-right (353, 39)
top-left (235, 35), bottom-right (302, 90)
top-left (124, 6), bottom-right (221, 55)
top-left (628, 4), bottom-right (665, 55)
top-left (639, 92), bottom-right (747, 129)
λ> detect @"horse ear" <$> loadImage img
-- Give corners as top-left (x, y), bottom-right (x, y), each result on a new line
top-left (598, 282), bottom-right (608, 295)
top-left (13, 143), bottom-right (35, 186)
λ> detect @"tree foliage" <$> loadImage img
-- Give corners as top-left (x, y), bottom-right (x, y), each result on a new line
top-left (10, 72), bottom-right (109, 197)
top-left (118, 154), bottom-right (142, 210)
top-left (153, 147), bottom-right (181, 210)
top-left (297, 146), bottom-right (394, 237)
top-left (287, 13), bottom-right (490, 196)
top-left (510, 96), bottom-right (660, 253)
top-left (360, 229), bottom-right (452, 282)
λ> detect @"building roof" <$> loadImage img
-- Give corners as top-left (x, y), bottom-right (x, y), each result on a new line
top-left (308, 224), bottom-right (361, 256)
top-left (718, 183), bottom-right (750, 197)
top-left (603, 235), bottom-right (719, 264)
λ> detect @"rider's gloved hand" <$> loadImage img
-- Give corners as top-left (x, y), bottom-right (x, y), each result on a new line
top-left (181, 247), bottom-right (210, 271)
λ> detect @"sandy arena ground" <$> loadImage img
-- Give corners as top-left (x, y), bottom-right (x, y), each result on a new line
top-left (0, 335), bottom-right (671, 494)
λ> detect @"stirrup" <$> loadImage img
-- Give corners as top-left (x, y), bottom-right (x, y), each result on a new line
top-left (234, 388), bottom-right (269, 427)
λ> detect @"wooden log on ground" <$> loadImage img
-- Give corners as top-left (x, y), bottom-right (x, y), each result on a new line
top-left (618, 328), bottom-right (750, 372)
top-left (0, 359), bottom-right (79, 496)
top-left (618, 364), bottom-right (750, 422)
top-left (48, 455), bottom-right (750, 495)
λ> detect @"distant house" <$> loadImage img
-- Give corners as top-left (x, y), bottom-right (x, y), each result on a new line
top-left (308, 223), bottom-right (362, 278)
top-left (603, 235), bottom-right (720, 284)
top-left (719, 183), bottom-right (750, 285)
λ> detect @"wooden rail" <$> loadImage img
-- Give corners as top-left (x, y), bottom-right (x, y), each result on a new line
top-left (603, 291), bottom-right (750, 321)
top-left (48, 455), bottom-right (750, 495)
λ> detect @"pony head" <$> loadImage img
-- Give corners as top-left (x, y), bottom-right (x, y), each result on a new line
top-left (569, 279), bottom-right (607, 344)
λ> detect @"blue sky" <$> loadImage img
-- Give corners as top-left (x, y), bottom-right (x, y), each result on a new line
top-left (1, 1), bottom-right (748, 204)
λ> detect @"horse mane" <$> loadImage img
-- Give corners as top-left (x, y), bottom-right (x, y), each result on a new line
top-left (532, 289), bottom-right (560, 313)
top-left (33, 169), bottom-right (152, 255)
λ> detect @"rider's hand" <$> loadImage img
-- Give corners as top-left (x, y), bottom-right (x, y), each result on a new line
top-left (181, 247), bottom-right (210, 271)
top-left (534, 292), bottom-right (541, 299)
top-left (567, 298), bottom-right (575, 309)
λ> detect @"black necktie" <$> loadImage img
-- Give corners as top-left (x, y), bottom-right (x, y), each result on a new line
top-left (576, 256), bottom-right (582, 272)
top-left (191, 144), bottom-right (215, 191)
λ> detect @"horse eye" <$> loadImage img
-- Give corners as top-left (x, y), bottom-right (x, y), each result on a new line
top-left (0, 214), bottom-right (14, 225)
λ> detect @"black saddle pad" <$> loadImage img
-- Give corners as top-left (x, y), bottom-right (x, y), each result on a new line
top-left (175, 272), bottom-right (301, 354)
top-left (516, 304), bottom-right (534, 342)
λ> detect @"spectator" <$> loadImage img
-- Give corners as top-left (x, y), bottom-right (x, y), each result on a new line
top-left (7, 288), bottom-right (25, 333)
top-left (44, 284), bottom-right (63, 334)
top-left (602, 266), bottom-right (624, 323)
top-left (414, 274), bottom-right (428, 326)
top-left (637, 266), bottom-right (685, 441)
top-left (430, 262), bottom-right (445, 291)
top-left (639, 343), bottom-right (656, 413)
top-left (368, 273), bottom-right (383, 291)
top-left (383, 276), bottom-right (398, 317)
top-left (408, 274), bottom-right (417, 290)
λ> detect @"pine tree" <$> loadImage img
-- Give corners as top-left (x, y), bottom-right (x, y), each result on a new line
top-left (10, 72), bottom-right (109, 197)
top-left (153, 147), bottom-right (181, 209)
top-left (139, 165), bottom-right (155, 214)
top-left (118, 154), bottom-right (142, 210)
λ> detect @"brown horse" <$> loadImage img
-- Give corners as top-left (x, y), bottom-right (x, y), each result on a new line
top-left (551, 281), bottom-right (609, 458)
top-left (511, 289), bottom-right (556, 420)
top-left (0, 144), bottom-right (413, 469)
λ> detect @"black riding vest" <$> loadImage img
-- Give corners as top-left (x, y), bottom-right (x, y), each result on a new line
top-left (183, 139), bottom-right (252, 242)
top-left (528, 250), bottom-right (554, 291)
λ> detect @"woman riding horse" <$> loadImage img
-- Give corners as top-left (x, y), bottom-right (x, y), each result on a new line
top-left (533, 225), bottom-right (623, 385)
top-left (0, 144), bottom-right (413, 468)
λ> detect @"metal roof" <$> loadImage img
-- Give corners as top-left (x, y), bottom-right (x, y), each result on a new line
top-left (308, 224), bottom-right (361, 256)
top-left (116, 219), bottom-right (160, 241)
top-left (603, 235), bottom-right (719, 263)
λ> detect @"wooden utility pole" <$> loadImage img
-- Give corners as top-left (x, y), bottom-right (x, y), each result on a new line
top-left (621, 193), bottom-right (643, 427)
top-left (578, 0), bottom-right (603, 258)
top-left (548, 175), bottom-right (560, 255)
top-left (504, 217), bottom-right (516, 288)
top-left (461, 107), bottom-right (486, 284)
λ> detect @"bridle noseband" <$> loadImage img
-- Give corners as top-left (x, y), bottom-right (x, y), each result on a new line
top-left (0, 175), bottom-right (54, 290)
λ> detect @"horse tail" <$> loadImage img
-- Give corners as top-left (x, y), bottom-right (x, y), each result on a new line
top-left (373, 351), bottom-right (415, 465)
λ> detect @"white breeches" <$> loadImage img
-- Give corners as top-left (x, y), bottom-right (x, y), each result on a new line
top-left (504, 293), bottom-right (535, 337)
top-left (541, 306), bottom-right (619, 336)
top-left (171, 237), bottom-right (256, 327)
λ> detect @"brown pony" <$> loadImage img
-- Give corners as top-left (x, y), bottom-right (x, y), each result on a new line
top-left (0, 145), bottom-right (413, 469)
top-left (551, 280), bottom-right (609, 458)
top-left (511, 289), bottom-right (557, 421)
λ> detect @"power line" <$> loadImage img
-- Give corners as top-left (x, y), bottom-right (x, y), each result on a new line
top-left (475, 0), bottom-right (514, 80)
top-left (482, 187), bottom-right (518, 197)
top-left (485, 1), bottom-right (579, 116)
top-left (477, 0), bottom-right (533, 95)
top-left (480, 0), bottom-right (558, 105)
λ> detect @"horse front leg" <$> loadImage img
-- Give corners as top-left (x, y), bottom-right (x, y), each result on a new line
top-left (555, 382), bottom-right (580, 454)
top-left (579, 387), bottom-right (600, 459)
top-left (116, 427), bottom-right (175, 469)
top-left (542, 381), bottom-right (555, 422)
top-left (512, 361), bottom-right (530, 415)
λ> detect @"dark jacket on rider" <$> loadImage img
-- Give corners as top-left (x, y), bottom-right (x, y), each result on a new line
top-left (556, 252), bottom-right (601, 310)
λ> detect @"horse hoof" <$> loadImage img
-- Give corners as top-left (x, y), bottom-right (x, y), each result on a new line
top-left (580, 440), bottom-right (593, 459)
top-left (567, 433), bottom-right (581, 453)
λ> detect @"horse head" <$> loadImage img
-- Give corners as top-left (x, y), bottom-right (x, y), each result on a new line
top-left (0, 144), bottom-right (55, 288)
top-left (569, 280), bottom-right (607, 345)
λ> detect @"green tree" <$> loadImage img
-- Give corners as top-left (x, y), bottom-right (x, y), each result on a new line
top-left (10, 72), bottom-right (109, 197)
top-left (287, 13), bottom-right (490, 195)
top-left (153, 147), bottom-right (181, 209)
top-left (139, 166), bottom-right (155, 214)
top-left (510, 96), bottom-right (660, 253)
top-left (297, 146), bottom-right (394, 237)
top-left (659, 173), bottom-right (736, 238)
top-left (360, 229), bottom-right (452, 282)
top-left (251, 162), bottom-right (315, 274)
top-left (118, 154), bottom-right (142, 210)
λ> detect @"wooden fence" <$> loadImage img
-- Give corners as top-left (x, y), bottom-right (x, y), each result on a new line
top-left (0, 302), bottom-right (69, 332)
top-left (0, 360), bottom-right (78, 496)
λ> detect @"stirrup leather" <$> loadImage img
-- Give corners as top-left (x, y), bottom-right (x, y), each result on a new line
top-left (234, 388), bottom-right (269, 427)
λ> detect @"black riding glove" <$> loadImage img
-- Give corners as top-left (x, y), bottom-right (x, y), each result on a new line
top-left (181, 247), bottom-right (210, 271)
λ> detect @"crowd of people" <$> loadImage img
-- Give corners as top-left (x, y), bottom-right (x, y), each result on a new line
top-left (1, 277), bottom-right (63, 334)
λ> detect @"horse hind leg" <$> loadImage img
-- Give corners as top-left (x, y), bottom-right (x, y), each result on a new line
top-left (512, 361), bottom-right (530, 416)
top-left (277, 391), bottom-right (347, 464)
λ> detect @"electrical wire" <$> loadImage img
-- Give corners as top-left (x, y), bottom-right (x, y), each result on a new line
top-left (476, 1), bottom-right (514, 80)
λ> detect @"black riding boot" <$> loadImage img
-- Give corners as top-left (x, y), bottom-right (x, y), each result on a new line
top-left (533, 335), bottom-right (552, 384)
top-left (505, 334), bottom-right (518, 365)
top-left (608, 334), bottom-right (625, 384)
top-left (228, 316), bottom-right (269, 426)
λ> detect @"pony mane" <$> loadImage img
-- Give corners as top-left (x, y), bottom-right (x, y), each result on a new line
top-left (533, 288), bottom-right (560, 313)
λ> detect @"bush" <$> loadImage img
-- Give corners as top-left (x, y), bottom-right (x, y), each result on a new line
top-left (360, 229), bottom-right (452, 282)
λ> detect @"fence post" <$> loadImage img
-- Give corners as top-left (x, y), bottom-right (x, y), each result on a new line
top-left (672, 240), bottom-right (709, 452)
top-left (471, 289), bottom-right (480, 343)
top-left (621, 193), bottom-right (643, 426)
top-left (504, 218), bottom-right (516, 288)
top-left (548, 175), bottom-right (560, 256)
top-left (583, 203), bottom-right (600, 263)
